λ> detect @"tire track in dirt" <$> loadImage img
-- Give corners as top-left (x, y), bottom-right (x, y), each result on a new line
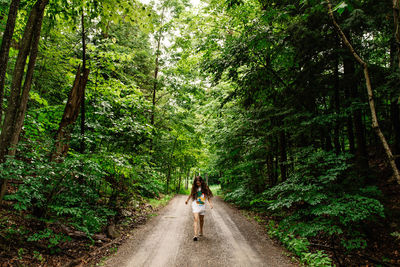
top-left (104, 195), bottom-right (295, 267)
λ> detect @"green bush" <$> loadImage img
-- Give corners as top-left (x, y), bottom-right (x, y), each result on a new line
top-left (267, 220), bottom-right (333, 267)
top-left (3, 149), bottom-right (115, 235)
top-left (1, 139), bottom-right (168, 237)
top-left (224, 184), bottom-right (256, 208)
top-left (264, 148), bottom-right (384, 251)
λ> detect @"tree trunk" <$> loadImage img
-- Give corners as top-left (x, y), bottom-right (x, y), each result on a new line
top-left (324, 128), bottom-right (333, 151)
top-left (177, 173), bottom-right (182, 193)
top-left (391, 101), bottom-right (400, 163)
top-left (185, 169), bottom-right (190, 189)
top-left (265, 138), bottom-right (275, 186)
top-left (353, 107), bottom-right (368, 168)
top-left (0, 0), bottom-right (49, 202)
top-left (392, 1), bottom-right (400, 166)
top-left (149, 8), bottom-right (165, 153)
top-left (343, 53), bottom-right (355, 155)
top-left (279, 129), bottom-right (287, 181)
top-left (0, 0), bottom-right (20, 123)
top-left (333, 55), bottom-right (341, 154)
top-left (327, 0), bottom-right (400, 183)
top-left (165, 136), bottom-right (178, 194)
top-left (393, 0), bottom-right (400, 71)
top-left (51, 67), bottom-right (89, 161)
top-left (11, 1), bottom-right (47, 148)
top-left (80, 9), bottom-right (87, 154)
top-left (343, 39), bottom-right (368, 168)
top-left (274, 150), bottom-right (279, 183)
top-left (166, 165), bottom-right (171, 194)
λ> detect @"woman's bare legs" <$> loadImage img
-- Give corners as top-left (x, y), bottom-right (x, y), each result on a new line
top-left (199, 215), bottom-right (204, 236)
top-left (193, 213), bottom-right (199, 237)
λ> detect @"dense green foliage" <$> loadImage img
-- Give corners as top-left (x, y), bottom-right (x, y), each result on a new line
top-left (1, 0), bottom-right (400, 264)
top-left (191, 0), bottom-right (399, 263)
top-left (267, 220), bottom-right (333, 267)
top-left (0, 0), bottom-right (202, 245)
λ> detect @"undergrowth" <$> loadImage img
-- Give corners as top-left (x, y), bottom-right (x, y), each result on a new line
top-left (220, 148), bottom-right (385, 265)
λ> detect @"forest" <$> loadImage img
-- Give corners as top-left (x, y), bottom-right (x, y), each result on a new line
top-left (1, 0), bottom-right (400, 266)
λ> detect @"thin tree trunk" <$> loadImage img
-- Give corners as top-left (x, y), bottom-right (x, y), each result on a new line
top-left (10, 0), bottom-right (47, 150)
top-left (166, 165), bottom-right (171, 194)
top-left (392, 1), bottom-right (400, 166)
top-left (391, 102), bottom-right (400, 161)
top-left (274, 148), bottom-right (279, 183)
top-left (0, 0), bottom-right (20, 123)
top-left (279, 129), bottom-right (287, 181)
top-left (80, 9), bottom-right (87, 153)
top-left (333, 55), bottom-right (341, 154)
top-left (185, 169), bottom-right (190, 189)
top-left (353, 107), bottom-right (368, 168)
top-left (349, 66), bottom-right (368, 167)
top-left (390, 39), bottom-right (400, 166)
top-left (393, 0), bottom-right (400, 71)
top-left (0, 0), bottom-right (49, 202)
top-left (149, 8), bottom-right (165, 153)
top-left (343, 37), bottom-right (368, 167)
top-left (324, 128), bottom-right (333, 151)
top-left (343, 53), bottom-right (355, 155)
top-left (327, 0), bottom-right (400, 183)
top-left (177, 174), bottom-right (182, 193)
top-left (151, 36), bottom-right (161, 128)
top-left (0, 4), bottom-right (37, 160)
top-left (166, 136), bottom-right (178, 194)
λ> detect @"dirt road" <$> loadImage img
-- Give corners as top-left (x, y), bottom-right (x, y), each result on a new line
top-left (104, 195), bottom-right (295, 267)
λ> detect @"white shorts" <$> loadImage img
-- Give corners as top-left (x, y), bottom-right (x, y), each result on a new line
top-left (192, 201), bottom-right (206, 215)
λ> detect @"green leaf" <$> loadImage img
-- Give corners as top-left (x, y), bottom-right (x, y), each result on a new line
top-left (333, 1), bottom-right (348, 15)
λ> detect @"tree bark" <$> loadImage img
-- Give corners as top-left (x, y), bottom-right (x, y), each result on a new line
top-left (279, 129), bottom-right (287, 181)
top-left (149, 8), bottom-right (165, 153)
top-left (0, 0), bottom-right (20, 123)
top-left (343, 39), bottom-right (368, 168)
top-left (185, 168), bottom-right (190, 189)
top-left (52, 67), bottom-right (89, 161)
top-left (393, 0), bottom-right (400, 70)
top-left (391, 101), bottom-right (400, 164)
top-left (0, 0), bottom-right (49, 202)
top-left (327, 0), bottom-right (400, 183)
top-left (165, 136), bottom-right (178, 194)
top-left (392, 1), bottom-right (400, 166)
top-left (177, 173), bottom-right (182, 193)
top-left (343, 50), bottom-right (355, 155)
top-left (333, 55), bottom-right (341, 154)
top-left (11, 2), bottom-right (47, 150)
top-left (80, 9), bottom-right (87, 153)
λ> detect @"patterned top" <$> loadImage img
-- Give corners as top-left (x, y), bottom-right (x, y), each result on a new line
top-left (196, 188), bottom-right (206, 205)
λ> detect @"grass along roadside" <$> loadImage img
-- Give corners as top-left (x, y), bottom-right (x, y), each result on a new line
top-left (209, 184), bottom-right (222, 197)
top-left (146, 194), bottom-right (174, 210)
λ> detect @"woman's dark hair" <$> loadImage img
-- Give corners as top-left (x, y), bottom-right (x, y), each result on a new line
top-left (190, 176), bottom-right (213, 200)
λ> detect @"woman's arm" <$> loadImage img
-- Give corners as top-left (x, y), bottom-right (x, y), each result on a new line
top-left (208, 197), bottom-right (213, 209)
top-left (185, 194), bottom-right (191, 204)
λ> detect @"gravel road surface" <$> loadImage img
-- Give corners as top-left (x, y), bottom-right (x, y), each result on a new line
top-left (104, 195), bottom-right (295, 267)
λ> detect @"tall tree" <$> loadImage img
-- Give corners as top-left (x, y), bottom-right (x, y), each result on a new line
top-left (150, 7), bottom-right (165, 152)
top-left (0, 0), bottom-right (20, 123)
top-left (80, 8), bottom-right (88, 153)
top-left (392, 0), bottom-right (400, 165)
top-left (0, 0), bottom-right (49, 202)
top-left (326, 0), bottom-right (400, 183)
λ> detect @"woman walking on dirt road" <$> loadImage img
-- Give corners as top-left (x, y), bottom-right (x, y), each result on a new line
top-left (185, 176), bottom-right (213, 241)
